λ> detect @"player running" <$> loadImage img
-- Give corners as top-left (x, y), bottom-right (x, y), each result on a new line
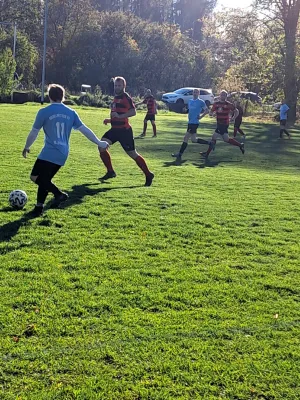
top-left (22, 84), bottom-right (109, 216)
top-left (171, 88), bottom-right (213, 161)
top-left (279, 99), bottom-right (291, 139)
top-left (136, 89), bottom-right (157, 138)
top-left (233, 100), bottom-right (245, 139)
top-left (99, 76), bottom-right (154, 186)
top-left (201, 90), bottom-right (245, 160)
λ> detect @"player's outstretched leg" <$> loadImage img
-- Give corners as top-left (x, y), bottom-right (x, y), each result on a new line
top-left (98, 140), bottom-right (116, 180)
top-left (224, 135), bottom-right (245, 154)
top-left (172, 132), bottom-right (190, 160)
top-left (127, 150), bottom-right (154, 186)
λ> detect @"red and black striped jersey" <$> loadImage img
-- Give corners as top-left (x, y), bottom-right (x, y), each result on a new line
top-left (143, 95), bottom-right (156, 115)
top-left (111, 92), bottom-right (135, 129)
top-left (211, 101), bottom-right (235, 125)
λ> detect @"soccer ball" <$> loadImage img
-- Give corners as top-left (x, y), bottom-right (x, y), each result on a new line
top-left (9, 190), bottom-right (28, 210)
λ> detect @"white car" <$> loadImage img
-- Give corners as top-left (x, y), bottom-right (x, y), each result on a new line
top-left (162, 87), bottom-right (214, 107)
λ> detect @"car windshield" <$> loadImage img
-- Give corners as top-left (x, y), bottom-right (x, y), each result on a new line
top-left (174, 89), bottom-right (190, 94)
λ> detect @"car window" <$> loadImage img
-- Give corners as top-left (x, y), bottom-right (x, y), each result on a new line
top-left (185, 90), bottom-right (193, 96)
top-left (174, 89), bottom-right (188, 94)
top-left (200, 90), bottom-right (209, 95)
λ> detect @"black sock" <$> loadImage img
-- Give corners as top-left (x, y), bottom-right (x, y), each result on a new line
top-left (36, 176), bottom-right (62, 197)
top-left (197, 138), bottom-right (208, 145)
top-left (284, 129), bottom-right (290, 136)
top-left (280, 129), bottom-right (283, 137)
top-left (179, 142), bottom-right (188, 155)
top-left (37, 186), bottom-right (48, 205)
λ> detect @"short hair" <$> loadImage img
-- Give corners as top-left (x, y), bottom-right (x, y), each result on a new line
top-left (220, 90), bottom-right (228, 96)
top-left (114, 76), bottom-right (126, 88)
top-left (48, 84), bottom-right (65, 102)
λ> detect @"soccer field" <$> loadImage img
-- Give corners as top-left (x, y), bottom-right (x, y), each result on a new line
top-left (0, 104), bottom-right (299, 399)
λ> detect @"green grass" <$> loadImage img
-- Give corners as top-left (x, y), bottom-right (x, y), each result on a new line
top-left (0, 104), bottom-right (299, 400)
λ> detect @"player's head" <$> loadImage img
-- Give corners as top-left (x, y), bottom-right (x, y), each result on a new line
top-left (219, 90), bottom-right (228, 101)
top-left (281, 98), bottom-right (287, 104)
top-left (114, 76), bottom-right (126, 95)
top-left (48, 84), bottom-right (65, 103)
top-left (193, 88), bottom-right (200, 99)
top-left (145, 89), bottom-right (152, 97)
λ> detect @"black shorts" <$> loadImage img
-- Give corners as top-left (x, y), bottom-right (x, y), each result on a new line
top-left (187, 124), bottom-right (199, 134)
top-left (145, 114), bottom-right (155, 121)
top-left (215, 123), bottom-right (229, 135)
top-left (31, 158), bottom-right (61, 178)
top-left (280, 119), bottom-right (287, 126)
top-left (103, 128), bottom-right (135, 152)
top-left (234, 119), bottom-right (242, 129)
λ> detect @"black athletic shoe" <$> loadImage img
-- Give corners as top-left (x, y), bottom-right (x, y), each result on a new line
top-left (145, 172), bottom-right (154, 187)
top-left (240, 143), bottom-right (245, 154)
top-left (171, 153), bottom-right (181, 159)
top-left (50, 192), bottom-right (69, 209)
top-left (28, 205), bottom-right (44, 217)
top-left (99, 171), bottom-right (117, 181)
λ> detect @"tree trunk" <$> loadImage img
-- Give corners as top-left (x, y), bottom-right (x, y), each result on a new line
top-left (283, 3), bottom-right (300, 124)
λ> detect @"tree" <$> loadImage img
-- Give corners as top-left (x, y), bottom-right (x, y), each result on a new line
top-left (0, 48), bottom-right (16, 95)
top-left (255, 0), bottom-right (300, 122)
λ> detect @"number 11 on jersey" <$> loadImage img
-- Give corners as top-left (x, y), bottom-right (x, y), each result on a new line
top-left (56, 122), bottom-right (65, 139)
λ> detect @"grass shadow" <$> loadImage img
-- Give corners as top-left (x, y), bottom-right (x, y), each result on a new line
top-left (55, 183), bottom-right (141, 210)
top-left (0, 210), bottom-right (38, 243)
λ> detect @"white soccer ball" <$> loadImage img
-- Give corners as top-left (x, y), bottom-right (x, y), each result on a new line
top-left (9, 190), bottom-right (28, 210)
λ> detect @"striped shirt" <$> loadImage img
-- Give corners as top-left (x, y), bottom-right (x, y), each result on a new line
top-left (211, 101), bottom-right (235, 125)
top-left (111, 92), bottom-right (135, 129)
top-left (143, 95), bottom-right (156, 115)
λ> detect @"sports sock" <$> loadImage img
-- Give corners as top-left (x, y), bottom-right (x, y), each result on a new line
top-left (228, 138), bottom-right (241, 147)
top-left (197, 138), bottom-right (209, 145)
top-left (100, 150), bottom-right (114, 172)
top-left (206, 140), bottom-right (216, 156)
top-left (284, 129), bottom-right (290, 136)
top-left (179, 142), bottom-right (188, 155)
top-left (152, 123), bottom-right (157, 136)
top-left (37, 186), bottom-right (48, 204)
top-left (238, 128), bottom-right (245, 135)
top-left (143, 122), bottom-right (147, 135)
top-left (233, 128), bottom-right (238, 137)
top-left (135, 155), bottom-right (151, 176)
top-left (35, 176), bottom-right (61, 197)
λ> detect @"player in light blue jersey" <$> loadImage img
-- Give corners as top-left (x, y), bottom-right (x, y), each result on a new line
top-left (171, 88), bottom-right (214, 161)
top-left (23, 84), bottom-right (108, 216)
top-left (279, 99), bottom-right (291, 139)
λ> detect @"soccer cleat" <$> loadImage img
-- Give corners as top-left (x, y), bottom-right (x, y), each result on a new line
top-left (240, 143), bottom-right (245, 154)
top-left (99, 171), bottom-right (117, 181)
top-left (171, 153), bottom-right (181, 158)
top-left (50, 192), bottom-right (69, 209)
top-left (29, 205), bottom-right (44, 217)
top-left (145, 172), bottom-right (154, 187)
top-left (152, 135), bottom-right (157, 138)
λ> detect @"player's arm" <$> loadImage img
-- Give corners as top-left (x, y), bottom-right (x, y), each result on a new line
top-left (77, 125), bottom-right (109, 149)
top-left (22, 110), bottom-right (45, 158)
top-left (231, 107), bottom-right (239, 121)
top-left (22, 127), bottom-right (40, 158)
top-left (103, 118), bottom-right (111, 125)
top-left (209, 103), bottom-right (216, 116)
top-left (198, 107), bottom-right (209, 120)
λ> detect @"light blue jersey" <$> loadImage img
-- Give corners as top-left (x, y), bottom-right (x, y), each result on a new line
top-left (33, 103), bottom-right (83, 166)
top-left (188, 98), bottom-right (207, 124)
top-left (280, 104), bottom-right (289, 120)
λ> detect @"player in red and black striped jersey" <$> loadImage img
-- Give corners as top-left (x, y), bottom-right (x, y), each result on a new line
top-left (99, 77), bottom-right (154, 186)
top-left (136, 89), bottom-right (157, 138)
top-left (201, 90), bottom-right (245, 160)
